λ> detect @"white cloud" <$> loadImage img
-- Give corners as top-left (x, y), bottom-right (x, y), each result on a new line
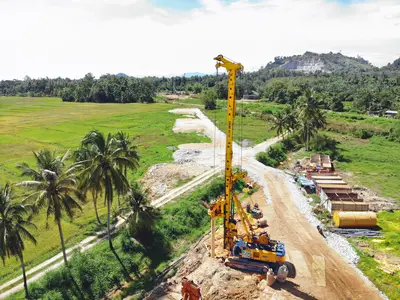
top-left (0, 0), bottom-right (399, 79)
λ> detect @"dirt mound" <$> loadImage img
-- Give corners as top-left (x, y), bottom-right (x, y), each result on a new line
top-left (146, 231), bottom-right (263, 300)
top-left (141, 163), bottom-right (210, 200)
top-left (353, 186), bottom-right (399, 211)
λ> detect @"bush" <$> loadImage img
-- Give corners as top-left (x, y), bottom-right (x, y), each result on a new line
top-left (281, 134), bottom-right (302, 152)
top-left (193, 83), bottom-right (203, 94)
top-left (41, 290), bottom-right (64, 300)
top-left (202, 89), bottom-right (217, 110)
top-left (330, 100), bottom-right (344, 112)
top-left (351, 128), bottom-right (375, 139)
top-left (256, 152), bottom-right (278, 167)
top-left (388, 123), bottom-right (400, 142)
top-left (268, 143), bottom-right (288, 163)
top-left (309, 134), bottom-right (341, 160)
top-left (256, 143), bottom-right (287, 167)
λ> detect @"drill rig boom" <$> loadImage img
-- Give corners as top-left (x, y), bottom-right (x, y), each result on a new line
top-left (208, 55), bottom-right (295, 278)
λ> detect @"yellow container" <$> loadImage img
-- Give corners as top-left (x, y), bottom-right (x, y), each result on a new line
top-left (333, 211), bottom-right (377, 228)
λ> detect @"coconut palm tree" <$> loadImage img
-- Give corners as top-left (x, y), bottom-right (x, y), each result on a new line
top-left (0, 184), bottom-right (37, 299)
top-left (122, 182), bottom-right (159, 235)
top-left (114, 131), bottom-right (139, 178)
top-left (295, 89), bottom-right (327, 150)
top-left (76, 130), bottom-right (139, 281)
top-left (282, 106), bottom-right (297, 132)
top-left (18, 169), bottom-right (83, 266)
top-left (73, 147), bottom-right (103, 225)
top-left (271, 111), bottom-right (286, 139)
top-left (17, 149), bottom-right (69, 180)
top-left (114, 131), bottom-right (139, 207)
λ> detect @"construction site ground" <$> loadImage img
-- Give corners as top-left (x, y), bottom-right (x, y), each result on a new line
top-left (151, 176), bottom-right (382, 300)
top-left (141, 108), bottom-right (384, 300)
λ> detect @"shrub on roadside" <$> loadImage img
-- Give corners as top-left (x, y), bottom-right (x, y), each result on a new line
top-left (281, 134), bottom-right (302, 152)
top-left (256, 143), bottom-right (287, 167)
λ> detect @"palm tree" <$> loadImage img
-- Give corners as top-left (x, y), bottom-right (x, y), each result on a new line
top-left (18, 169), bottom-right (83, 266)
top-left (114, 131), bottom-right (139, 178)
top-left (114, 131), bottom-right (139, 207)
top-left (282, 106), bottom-right (297, 132)
top-left (0, 184), bottom-right (37, 299)
top-left (271, 111), bottom-right (286, 139)
top-left (295, 89), bottom-right (327, 150)
top-left (122, 182), bottom-right (159, 235)
top-left (73, 147), bottom-right (103, 225)
top-left (76, 130), bottom-right (139, 281)
top-left (17, 149), bottom-right (69, 180)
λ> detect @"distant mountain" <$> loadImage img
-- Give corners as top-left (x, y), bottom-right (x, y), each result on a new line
top-left (184, 72), bottom-right (206, 78)
top-left (264, 51), bottom-right (376, 74)
top-left (383, 57), bottom-right (400, 70)
top-left (116, 73), bottom-right (129, 77)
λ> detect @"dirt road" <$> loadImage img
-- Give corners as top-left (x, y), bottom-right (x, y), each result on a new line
top-left (252, 171), bottom-right (381, 299)
top-left (165, 108), bottom-right (383, 299)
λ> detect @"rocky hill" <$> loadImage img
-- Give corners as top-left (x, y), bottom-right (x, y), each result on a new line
top-left (265, 51), bottom-right (376, 74)
top-left (383, 57), bottom-right (400, 70)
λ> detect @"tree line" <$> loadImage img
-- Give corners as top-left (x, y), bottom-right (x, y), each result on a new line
top-left (0, 74), bottom-right (156, 104)
top-left (1, 60), bottom-right (400, 111)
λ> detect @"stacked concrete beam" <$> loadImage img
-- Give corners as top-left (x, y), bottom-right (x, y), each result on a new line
top-left (306, 154), bottom-right (369, 214)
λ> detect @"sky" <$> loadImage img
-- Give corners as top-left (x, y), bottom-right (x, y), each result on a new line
top-left (0, 0), bottom-right (399, 79)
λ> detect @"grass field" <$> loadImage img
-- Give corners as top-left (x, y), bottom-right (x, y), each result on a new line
top-left (331, 133), bottom-right (400, 201)
top-left (202, 101), bottom-right (285, 144)
top-left (0, 96), bottom-right (210, 285)
top-left (326, 111), bottom-right (400, 136)
top-left (354, 210), bottom-right (400, 300)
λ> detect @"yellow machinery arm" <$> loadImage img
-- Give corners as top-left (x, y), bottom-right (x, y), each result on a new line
top-left (209, 55), bottom-right (250, 251)
top-left (208, 55), bottom-right (294, 278)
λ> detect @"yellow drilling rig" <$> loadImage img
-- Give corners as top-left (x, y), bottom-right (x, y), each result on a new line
top-left (208, 55), bottom-right (296, 277)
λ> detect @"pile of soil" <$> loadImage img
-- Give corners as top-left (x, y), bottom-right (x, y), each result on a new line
top-left (145, 230), bottom-right (264, 300)
top-left (353, 186), bottom-right (399, 211)
top-left (141, 163), bottom-right (210, 200)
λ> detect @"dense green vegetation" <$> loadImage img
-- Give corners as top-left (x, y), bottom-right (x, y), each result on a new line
top-left (0, 97), bottom-right (210, 286)
top-left (1, 74), bottom-right (155, 104)
top-left (2, 52), bottom-right (399, 111)
top-left (256, 144), bottom-right (288, 167)
top-left (7, 178), bottom-right (225, 300)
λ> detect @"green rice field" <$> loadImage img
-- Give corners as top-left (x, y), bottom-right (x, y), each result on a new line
top-left (0, 96), bottom-right (209, 285)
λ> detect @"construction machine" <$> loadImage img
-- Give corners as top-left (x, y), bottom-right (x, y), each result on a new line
top-left (208, 55), bottom-right (295, 278)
